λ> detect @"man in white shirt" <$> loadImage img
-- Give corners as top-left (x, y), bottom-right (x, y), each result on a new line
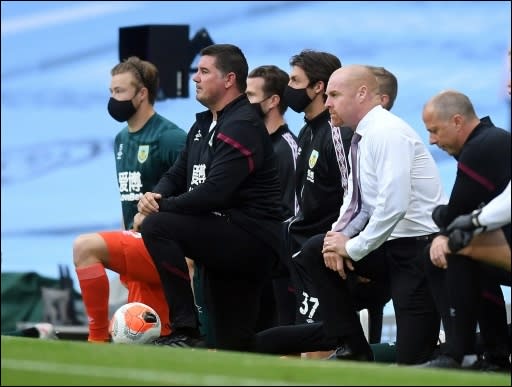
top-left (295, 64), bottom-right (447, 364)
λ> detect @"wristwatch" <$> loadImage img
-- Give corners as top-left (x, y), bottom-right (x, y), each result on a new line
top-left (471, 208), bottom-right (483, 228)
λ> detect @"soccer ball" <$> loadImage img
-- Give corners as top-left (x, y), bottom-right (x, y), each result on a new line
top-left (109, 302), bottom-right (161, 344)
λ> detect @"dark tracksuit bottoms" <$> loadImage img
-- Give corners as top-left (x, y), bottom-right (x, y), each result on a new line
top-left (142, 211), bottom-right (276, 351)
top-left (425, 252), bottom-right (510, 362)
top-left (292, 233), bottom-right (440, 364)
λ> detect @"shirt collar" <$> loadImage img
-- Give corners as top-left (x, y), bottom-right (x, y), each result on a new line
top-left (355, 104), bottom-right (383, 138)
top-left (304, 109), bottom-right (330, 129)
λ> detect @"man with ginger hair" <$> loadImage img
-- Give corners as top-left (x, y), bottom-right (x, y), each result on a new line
top-left (294, 65), bottom-right (446, 364)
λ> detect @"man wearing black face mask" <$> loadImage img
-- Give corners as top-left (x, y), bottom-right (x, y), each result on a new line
top-left (246, 65), bottom-right (299, 328)
top-left (108, 56), bottom-right (187, 230)
top-left (247, 65), bottom-right (299, 224)
top-left (72, 56), bottom-right (186, 343)
top-left (282, 50), bottom-right (353, 343)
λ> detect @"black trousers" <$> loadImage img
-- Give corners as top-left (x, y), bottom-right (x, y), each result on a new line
top-left (426, 253), bottom-right (510, 362)
top-left (257, 222), bottom-right (296, 328)
top-left (294, 233), bottom-right (439, 364)
top-left (284, 230), bottom-right (318, 324)
top-left (141, 211), bottom-right (276, 351)
top-left (385, 236), bottom-right (440, 364)
top-left (254, 321), bottom-right (336, 354)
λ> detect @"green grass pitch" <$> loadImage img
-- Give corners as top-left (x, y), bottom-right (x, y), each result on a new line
top-left (1, 336), bottom-right (510, 385)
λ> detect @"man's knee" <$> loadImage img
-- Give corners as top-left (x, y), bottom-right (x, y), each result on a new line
top-left (73, 233), bottom-right (103, 267)
top-left (294, 234), bottom-right (324, 269)
top-left (140, 213), bottom-right (156, 237)
top-left (447, 253), bottom-right (475, 269)
top-left (140, 212), bottom-right (168, 241)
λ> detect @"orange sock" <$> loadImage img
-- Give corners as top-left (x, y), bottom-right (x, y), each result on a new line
top-left (76, 263), bottom-right (110, 342)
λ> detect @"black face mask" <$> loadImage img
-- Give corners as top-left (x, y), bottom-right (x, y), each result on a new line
top-left (250, 102), bottom-right (265, 119)
top-left (283, 85), bottom-right (312, 113)
top-left (107, 97), bottom-right (137, 122)
top-left (249, 95), bottom-right (272, 119)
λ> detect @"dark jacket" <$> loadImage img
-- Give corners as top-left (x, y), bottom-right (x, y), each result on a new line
top-left (153, 94), bottom-right (284, 253)
top-left (288, 109), bottom-right (352, 252)
top-left (436, 116), bottom-right (511, 233)
top-left (271, 124), bottom-right (299, 220)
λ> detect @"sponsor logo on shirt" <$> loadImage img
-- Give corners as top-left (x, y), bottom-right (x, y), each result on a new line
top-left (307, 169), bottom-right (315, 183)
top-left (118, 171), bottom-right (143, 202)
top-left (190, 164), bottom-right (206, 187)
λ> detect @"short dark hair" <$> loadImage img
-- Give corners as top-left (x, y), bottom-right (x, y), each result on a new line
top-left (368, 66), bottom-right (398, 110)
top-left (200, 44), bottom-right (248, 93)
top-left (290, 49), bottom-right (341, 100)
top-left (248, 65), bottom-right (289, 115)
top-left (111, 56), bottom-right (159, 105)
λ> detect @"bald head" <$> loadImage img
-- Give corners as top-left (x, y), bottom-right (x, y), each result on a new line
top-left (422, 90), bottom-right (480, 156)
top-left (325, 64), bottom-right (381, 129)
top-left (330, 65), bottom-right (380, 94)
top-left (423, 90), bottom-right (478, 122)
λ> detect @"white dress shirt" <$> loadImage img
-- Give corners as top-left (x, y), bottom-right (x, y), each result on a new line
top-left (478, 180), bottom-right (511, 230)
top-left (331, 105), bottom-right (447, 261)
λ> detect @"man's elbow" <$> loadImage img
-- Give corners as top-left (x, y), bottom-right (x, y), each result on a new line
top-left (390, 207), bottom-right (407, 222)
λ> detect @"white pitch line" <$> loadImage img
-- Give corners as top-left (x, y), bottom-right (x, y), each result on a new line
top-left (1, 1), bottom-right (143, 35)
top-left (1, 359), bottom-right (303, 386)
